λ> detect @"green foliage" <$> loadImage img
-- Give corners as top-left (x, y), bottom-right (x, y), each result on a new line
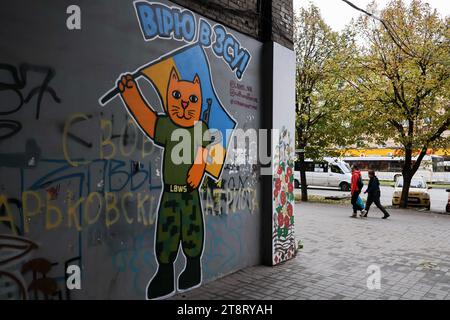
top-left (345, 0), bottom-right (449, 153)
top-left (294, 4), bottom-right (364, 161)
top-left (341, 0), bottom-right (449, 207)
top-left (295, 1), bottom-right (448, 206)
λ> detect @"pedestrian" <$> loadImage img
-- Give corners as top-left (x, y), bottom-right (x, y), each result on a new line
top-left (350, 164), bottom-right (365, 218)
top-left (362, 170), bottom-right (390, 219)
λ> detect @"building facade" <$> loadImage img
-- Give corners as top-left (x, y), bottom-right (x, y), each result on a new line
top-left (0, 0), bottom-right (295, 300)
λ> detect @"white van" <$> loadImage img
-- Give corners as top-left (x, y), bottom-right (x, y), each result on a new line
top-left (294, 157), bottom-right (352, 191)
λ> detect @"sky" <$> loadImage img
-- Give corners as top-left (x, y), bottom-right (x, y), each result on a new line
top-left (294, 0), bottom-right (450, 31)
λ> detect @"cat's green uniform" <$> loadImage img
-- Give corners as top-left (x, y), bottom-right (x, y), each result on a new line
top-left (153, 115), bottom-right (210, 264)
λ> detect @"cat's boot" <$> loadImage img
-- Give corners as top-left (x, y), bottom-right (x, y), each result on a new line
top-left (147, 263), bottom-right (174, 299)
top-left (178, 257), bottom-right (201, 291)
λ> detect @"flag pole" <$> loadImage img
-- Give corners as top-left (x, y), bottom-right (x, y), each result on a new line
top-left (99, 71), bottom-right (141, 106)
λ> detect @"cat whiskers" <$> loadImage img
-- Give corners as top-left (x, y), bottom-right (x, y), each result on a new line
top-left (169, 106), bottom-right (181, 117)
top-left (170, 106), bottom-right (196, 120)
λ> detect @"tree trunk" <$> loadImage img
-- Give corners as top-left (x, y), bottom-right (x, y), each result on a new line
top-left (400, 146), bottom-right (429, 208)
top-left (400, 170), bottom-right (412, 208)
top-left (400, 147), bottom-right (413, 208)
top-left (298, 148), bottom-right (308, 202)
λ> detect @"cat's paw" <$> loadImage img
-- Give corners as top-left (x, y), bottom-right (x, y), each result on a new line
top-left (117, 74), bottom-right (136, 93)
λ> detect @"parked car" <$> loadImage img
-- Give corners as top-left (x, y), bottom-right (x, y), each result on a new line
top-left (392, 177), bottom-right (431, 210)
top-left (446, 189), bottom-right (450, 213)
top-left (294, 158), bottom-right (352, 191)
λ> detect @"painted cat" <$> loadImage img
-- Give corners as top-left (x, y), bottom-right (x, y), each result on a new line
top-left (117, 68), bottom-right (210, 299)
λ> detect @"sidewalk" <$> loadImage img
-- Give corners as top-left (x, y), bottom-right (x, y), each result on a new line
top-left (173, 202), bottom-right (450, 300)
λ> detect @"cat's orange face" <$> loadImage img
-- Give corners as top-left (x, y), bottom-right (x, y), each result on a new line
top-left (167, 68), bottom-right (202, 127)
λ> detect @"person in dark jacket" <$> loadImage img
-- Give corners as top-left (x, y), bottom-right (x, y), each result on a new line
top-left (362, 170), bottom-right (390, 219)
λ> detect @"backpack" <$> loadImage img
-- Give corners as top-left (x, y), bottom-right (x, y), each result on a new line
top-left (357, 175), bottom-right (364, 190)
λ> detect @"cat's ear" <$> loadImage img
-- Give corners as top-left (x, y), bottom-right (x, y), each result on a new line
top-left (170, 68), bottom-right (179, 82)
top-left (193, 74), bottom-right (200, 85)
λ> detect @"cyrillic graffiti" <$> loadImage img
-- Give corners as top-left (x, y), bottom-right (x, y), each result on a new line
top-left (202, 186), bottom-right (258, 216)
top-left (62, 113), bottom-right (155, 166)
top-left (0, 190), bottom-right (157, 234)
top-left (134, 1), bottom-right (251, 79)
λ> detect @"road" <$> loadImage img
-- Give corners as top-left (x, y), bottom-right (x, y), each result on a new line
top-left (296, 185), bottom-right (448, 213)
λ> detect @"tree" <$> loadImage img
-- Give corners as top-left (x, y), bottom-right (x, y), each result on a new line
top-left (344, 0), bottom-right (449, 208)
top-left (294, 5), bottom-right (359, 201)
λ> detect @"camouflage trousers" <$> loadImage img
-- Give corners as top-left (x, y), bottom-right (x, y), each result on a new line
top-left (155, 189), bottom-right (204, 264)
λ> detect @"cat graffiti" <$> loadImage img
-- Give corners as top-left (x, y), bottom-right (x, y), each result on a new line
top-left (100, 43), bottom-right (237, 299)
top-left (99, 2), bottom-right (239, 299)
top-left (117, 68), bottom-right (211, 299)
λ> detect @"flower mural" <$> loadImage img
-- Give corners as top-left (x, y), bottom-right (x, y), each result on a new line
top-left (272, 126), bottom-right (295, 265)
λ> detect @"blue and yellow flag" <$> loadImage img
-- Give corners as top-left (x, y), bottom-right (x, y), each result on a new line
top-left (137, 44), bottom-right (236, 179)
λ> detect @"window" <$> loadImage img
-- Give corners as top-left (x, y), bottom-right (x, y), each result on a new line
top-left (330, 165), bottom-right (343, 174)
top-left (396, 178), bottom-right (426, 189)
top-left (432, 157), bottom-right (445, 172)
top-left (346, 159), bottom-right (404, 172)
top-left (377, 161), bottom-right (389, 171)
top-left (342, 162), bottom-right (351, 173)
top-left (294, 161), bottom-right (315, 172)
top-left (444, 161), bottom-right (450, 172)
top-left (353, 161), bottom-right (370, 170)
top-left (305, 162), bottom-right (315, 172)
top-left (314, 163), bottom-right (328, 172)
top-left (388, 161), bottom-right (403, 172)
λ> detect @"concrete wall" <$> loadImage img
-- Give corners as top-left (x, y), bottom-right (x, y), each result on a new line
top-left (0, 0), bottom-right (264, 300)
top-left (271, 43), bottom-right (296, 265)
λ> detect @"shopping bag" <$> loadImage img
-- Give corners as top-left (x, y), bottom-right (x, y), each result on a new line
top-left (356, 196), bottom-right (365, 211)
